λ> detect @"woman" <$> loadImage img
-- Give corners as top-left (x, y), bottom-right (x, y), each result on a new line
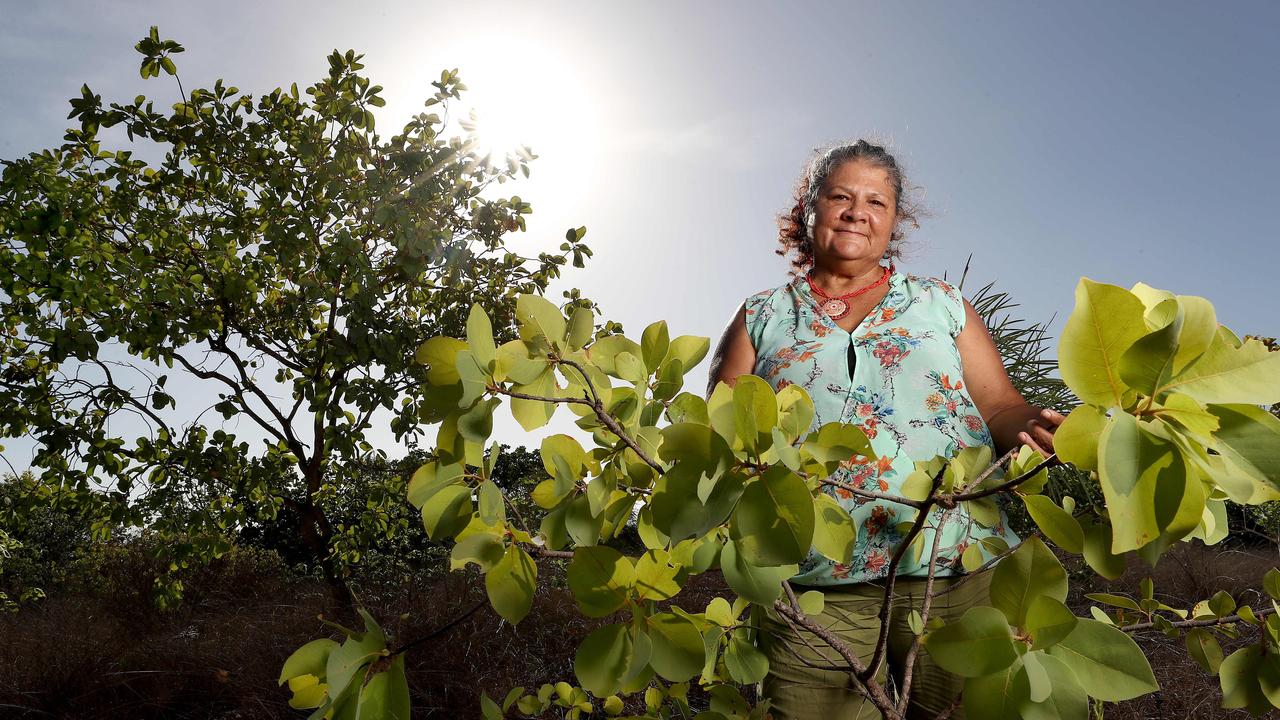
top-left (707, 140), bottom-right (1064, 719)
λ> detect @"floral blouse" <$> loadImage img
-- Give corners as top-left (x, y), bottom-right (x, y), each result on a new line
top-left (745, 268), bottom-right (1018, 585)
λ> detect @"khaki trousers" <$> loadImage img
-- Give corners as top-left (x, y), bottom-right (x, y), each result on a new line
top-left (759, 569), bottom-right (992, 720)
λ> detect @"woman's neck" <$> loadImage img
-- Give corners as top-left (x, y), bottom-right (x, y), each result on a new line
top-left (809, 261), bottom-right (886, 294)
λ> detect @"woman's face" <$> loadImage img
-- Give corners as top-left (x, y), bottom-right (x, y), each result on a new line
top-left (810, 160), bottom-right (898, 267)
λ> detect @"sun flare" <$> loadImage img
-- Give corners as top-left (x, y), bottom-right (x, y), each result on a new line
top-left (453, 35), bottom-right (600, 177)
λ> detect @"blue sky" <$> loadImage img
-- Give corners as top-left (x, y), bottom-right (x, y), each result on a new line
top-left (3, 1), bottom-right (1278, 458)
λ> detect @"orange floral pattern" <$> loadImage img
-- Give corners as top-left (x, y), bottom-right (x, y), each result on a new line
top-left (743, 270), bottom-right (1017, 585)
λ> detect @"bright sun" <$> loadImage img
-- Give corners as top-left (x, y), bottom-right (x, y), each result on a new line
top-left (452, 36), bottom-right (601, 177)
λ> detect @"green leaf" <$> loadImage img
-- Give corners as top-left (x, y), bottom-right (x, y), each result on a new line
top-left (1022, 495), bottom-right (1083, 554)
top-left (649, 464), bottom-right (744, 542)
top-left (1058, 279), bottom-right (1147, 406)
top-left (1265, 568), bottom-right (1280, 600)
top-left (455, 350), bottom-right (490, 407)
top-left (516, 294), bottom-right (567, 347)
top-left (567, 307), bottom-right (594, 351)
top-left (666, 392), bottom-right (710, 425)
top-left (1080, 517), bottom-right (1125, 580)
top-left (326, 613), bottom-right (387, 702)
top-left (1098, 413), bottom-right (1203, 553)
top-left (1045, 618), bottom-right (1158, 701)
top-left (989, 536), bottom-right (1068, 627)
top-left (480, 692), bottom-right (503, 720)
top-left (421, 484), bottom-right (472, 540)
top-left (496, 340), bottom-right (547, 385)
top-left (801, 422), bottom-right (876, 475)
top-left (1118, 305), bottom-right (1182, 397)
top-left (662, 335), bottom-right (711, 373)
top-left (1054, 405), bottom-right (1108, 471)
top-left (1020, 650), bottom-right (1052, 704)
top-left (417, 336), bottom-right (468, 385)
top-left (658, 422), bottom-right (732, 469)
top-left (510, 368), bottom-right (556, 431)
top-left (614, 351), bottom-right (646, 384)
top-left (707, 381), bottom-right (738, 446)
top-left (1258, 653), bottom-right (1280, 709)
top-left (1154, 392), bottom-right (1219, 438)
top-left (961, 543), bottom-right (986, 572)
top-left (641, 321), bottom-right (671, 370)
top-left (775, 384), bottom-right (816, 443)
top-left (1161, 331), bottom-right (1280, 405)
top-left (565, 493), bottom-right (604, 546)
top-left (901, 470), bottom-right (934, 503)
top-left (1207, 403), bottom-right (1280, 490)
top-left (407, 461), bottom-right (465, 509)
top-left (567, 546), bottom-right (635, 617)
top-left (588, 335), bottom-right (643, 377)
top-left (458, 397), bottom-right (500, 442)
top-left (1025, 596), bottom-right (1078, 651)
top-left (924, 605), bottom-right (1019, 677)
top-left (810, 493), bottom-right (857, 564)
top-left (724, 631), bottom-right (769, 684)
top-left (475, 480), bottom-right (504, 526)
top-left (1219, 646), bottom-right (1271, 713)
top-left (646, 612), bottom-right (705, 682)
top-left (729, 466), bottom-right (815, 566)
top-left (485, 545), bottom-right (536, 624)
top-left (574, 624), bottom-right (633, 696)
top-left (963, 660), bottom-right (1028, 720)
top-left (1170, 294), bottom-right (1217, 373)
top-left (732, 374), bottom-right (778, 453)
top-left (1017, 652), bottom-right (1088, 720)
top-left (450, 531), bottom-right (505, 571)
top-left (1184, 628), bottom-right (1224, 675)
top-left (466, 304), bottom-right (497, 371)
top-left (719, 539), bottom-right (795, 605)
top-left (797, 590), bottom-right (825, 616)
top-left (653, 358), bottom-right (685, 401)
top-left (356, 654), bottom-right (410, 720)
top-left (1084, 593), bottom-right (1140, 611)
top-left (634, 550), bottom-right (683, 601)
top-left (280, 639), bottom-right (339, 684)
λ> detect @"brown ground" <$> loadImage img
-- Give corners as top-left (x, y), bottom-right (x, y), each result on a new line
top-left (0, 541), bottom-right (1274, 719)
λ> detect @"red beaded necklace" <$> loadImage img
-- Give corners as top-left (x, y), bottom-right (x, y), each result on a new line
top-left (805, 263), bottom-right (893, 320)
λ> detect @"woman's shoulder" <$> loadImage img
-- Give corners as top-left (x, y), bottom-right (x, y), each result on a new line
top-left (897, 272), bottom-right (967, 335)
top-left (901, 272), bottom-right (960, 297)
top-left (743, 279), bottom-right (798, 314)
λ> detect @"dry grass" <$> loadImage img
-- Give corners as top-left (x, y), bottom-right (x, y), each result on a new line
top-left (0, 540), bottom-right (1274, 719)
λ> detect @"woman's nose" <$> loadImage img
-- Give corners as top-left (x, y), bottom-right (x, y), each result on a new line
top-left (841, 202), bottom-right (867, 222)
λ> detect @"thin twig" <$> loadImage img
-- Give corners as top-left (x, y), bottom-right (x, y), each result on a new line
top-left (945, 453), bottom-right (1057, 504)
top-left (896, 508), bottom-right (953, 714)
top-left (862, 464), bottom-right (946, 683)
top-left (821, 478), bottom-right (924, 508)
top-left (1119, 605), bottom-right (1279, 633)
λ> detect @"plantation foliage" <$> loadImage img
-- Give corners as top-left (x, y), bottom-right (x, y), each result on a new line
top-left (280, 280), bottom-right (1280, 719)
top-left (0, 30), bottom-right (592, 603)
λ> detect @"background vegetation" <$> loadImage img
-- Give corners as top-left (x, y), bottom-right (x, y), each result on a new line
top-left (2, 29), bottom-right (1278, 720)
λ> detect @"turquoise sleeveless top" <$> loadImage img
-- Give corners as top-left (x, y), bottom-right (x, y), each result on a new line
top-left (744, 268), bottom-right (1018, 585)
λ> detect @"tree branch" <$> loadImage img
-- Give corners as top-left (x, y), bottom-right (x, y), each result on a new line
top-left (771, 600), bottom-right (901, 719)
top-left (896, 508), bottom-right (953, 714)
top-left (1120, 605), bottom-right (1279, 633)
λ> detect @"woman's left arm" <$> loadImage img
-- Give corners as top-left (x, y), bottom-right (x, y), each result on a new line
top-left (956, 299), bottom-right (1065, 457)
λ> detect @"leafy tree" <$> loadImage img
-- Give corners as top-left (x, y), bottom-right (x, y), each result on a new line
top-left (282, 280), bottom-right (1280, 718)
top-left (0, 471), bottom-right (118, 608)
top-left (0, 27), bottom-right (593, 607)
